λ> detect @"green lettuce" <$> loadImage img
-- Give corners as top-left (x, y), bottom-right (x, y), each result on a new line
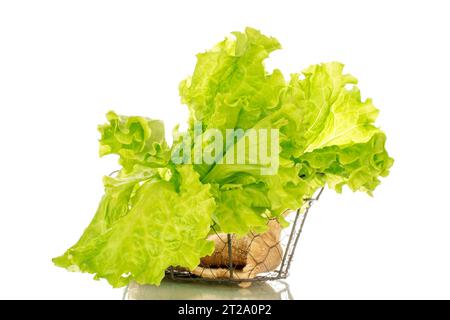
top-left (54, 27), bottom-right (393, 287)
top-left (54, 115), bottom-right (216, 287)
top-left (98, 111), bottom-right (170, 172)
top-left (179, 28), bottom-right (285, 131)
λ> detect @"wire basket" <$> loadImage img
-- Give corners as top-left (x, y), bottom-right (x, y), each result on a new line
top-left (165, 187), bottom-right (324, 286)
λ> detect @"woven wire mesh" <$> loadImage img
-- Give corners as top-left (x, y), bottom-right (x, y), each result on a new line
top-left (165, 187), bottom-right (324, 285)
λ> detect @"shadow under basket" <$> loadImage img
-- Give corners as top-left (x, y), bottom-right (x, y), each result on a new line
top-left (165, 187), bottom-right (324, 287)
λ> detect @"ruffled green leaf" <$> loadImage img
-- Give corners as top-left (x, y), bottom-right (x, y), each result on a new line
top-left (298, 133), bottom-right (393, 194)
top-left (98, 111), bottom-right (170, 172)
top-left (53, 165), bottom-right (215, 287)
top-left (180, 27), bottom-right (285, 131)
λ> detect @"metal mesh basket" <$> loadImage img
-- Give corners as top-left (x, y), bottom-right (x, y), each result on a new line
top-left (165, 187), bottom-right (324, 285)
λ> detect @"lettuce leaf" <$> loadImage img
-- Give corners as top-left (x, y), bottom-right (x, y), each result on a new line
top-left (281, 62), bottom-right (379, 155)
top-left (53, 165), bottom-right (216, 287)
top-left (179, 27), bottom-right (285, 131)
top-left (283, 62), bottom-right (394, 194)
top-left (298, 133), bottom-right (393, 194)
top-left (179, 27), bottom-right (286, 178)
top-left (98, 111), bottom-right (170, 172)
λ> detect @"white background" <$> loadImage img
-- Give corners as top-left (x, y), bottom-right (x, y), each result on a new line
top-left (1, 0), bottom-right (449, 300)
